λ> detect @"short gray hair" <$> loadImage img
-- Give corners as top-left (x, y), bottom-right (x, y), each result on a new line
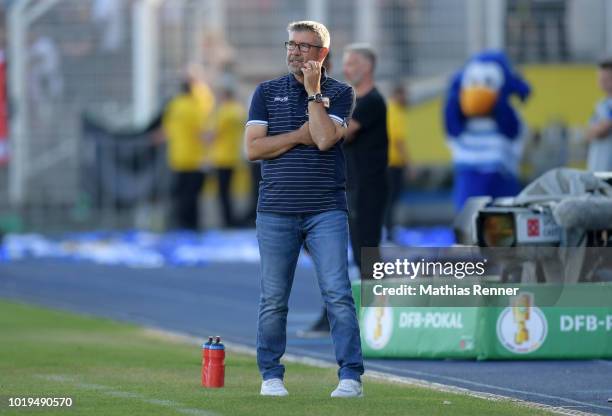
top-left (287, 20), bottom-right (330, 48)
top-left (344, 43), bottom-right (376, 71)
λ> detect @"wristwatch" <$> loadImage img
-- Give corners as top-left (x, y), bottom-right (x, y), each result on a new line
top-left (308, 93), bottom-right (324, 103)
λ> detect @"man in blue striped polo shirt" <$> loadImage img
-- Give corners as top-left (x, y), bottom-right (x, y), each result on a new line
top-left (245, 20), bottom-right (364, 398)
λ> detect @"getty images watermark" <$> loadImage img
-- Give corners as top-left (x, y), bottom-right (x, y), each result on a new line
top-left (359, 246), bottom-right (612, 308)
top-left (371, 257), bottom-right (520, 297)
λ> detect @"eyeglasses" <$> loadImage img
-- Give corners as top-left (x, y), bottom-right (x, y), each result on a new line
top-left (284, 41), bottom-right (323, 53)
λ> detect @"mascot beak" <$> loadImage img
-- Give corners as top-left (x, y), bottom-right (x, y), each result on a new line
top-left (460, 87), bottom-right (498, 117)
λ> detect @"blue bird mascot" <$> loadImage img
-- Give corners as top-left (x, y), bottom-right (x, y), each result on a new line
top-left (444, 50), bottom-right (531, 211)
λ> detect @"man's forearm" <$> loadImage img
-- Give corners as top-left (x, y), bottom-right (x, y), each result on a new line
top-left (247, 131), bottom-right (302, 161)
top-left (307, 103), bottom-right (340, 151)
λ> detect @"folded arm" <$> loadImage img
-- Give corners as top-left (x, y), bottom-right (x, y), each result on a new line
top-left (245, 123), bottom-right (315, 161)
top-left (307, 102), bottom-right (347, 151)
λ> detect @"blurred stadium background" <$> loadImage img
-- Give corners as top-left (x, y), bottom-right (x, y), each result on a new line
top-left (2, 2), bottom-right (612, 413)
top-left (0, 0), bottom-right (610, 233)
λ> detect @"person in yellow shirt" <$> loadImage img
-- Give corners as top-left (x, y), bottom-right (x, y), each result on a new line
top-left (385, 84), bottom-right (410, 240)
top-left (162, 79), bottom-right (214, 230)
top-left (207, 88), bottom-right (246, 228)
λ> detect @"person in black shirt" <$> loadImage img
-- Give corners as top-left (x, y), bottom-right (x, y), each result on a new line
top-left (342, 44), bottom-right (388, 275)
top-left (297, 44), bottom-right (388, 338)
top-left (298, 46), bottom-right (389, 337)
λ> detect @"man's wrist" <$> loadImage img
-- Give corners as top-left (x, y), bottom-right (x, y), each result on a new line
top-left (307, 92), bottom-right (324, 104)
top-left (291, 130), bottom-right (304, 145)
top-left (291, 124), bottom-right (308, 144)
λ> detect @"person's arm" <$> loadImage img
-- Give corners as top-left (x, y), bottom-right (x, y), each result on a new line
top-left (302, 60), bottom-right (346, 151)
top-left (307, 101), bottom-right (345, 151)
top-left (344, 91), bottom-right (380, 144)
top-left (201, 111), bottom-right (217, 144)
top-left (585, 101), bottom-right (612, 141)
top-left (245, 123), bottom-right (314, 161)
top-left (585, 120), bottom-right (612, 141)
top-left (343, 118), bottom-right (362, 144)
top-left (395, 139), bottom-right (409, 163)
top-left (244, 83), bottom-right (300, 161)
top-left (388, 103), bottom-right (410, 163)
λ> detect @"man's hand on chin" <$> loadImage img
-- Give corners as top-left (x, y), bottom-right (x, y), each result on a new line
top-left (301, 60), bottom-right (322, 96)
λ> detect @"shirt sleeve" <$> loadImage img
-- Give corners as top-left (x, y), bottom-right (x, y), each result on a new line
top-left (327, 86), bottom-right (355, 126)
top-left (246, 84), bottom-right (268, 127)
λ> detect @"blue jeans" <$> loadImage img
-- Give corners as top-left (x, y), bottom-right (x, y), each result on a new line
top-left (256, 210), bottom-right (364, 382)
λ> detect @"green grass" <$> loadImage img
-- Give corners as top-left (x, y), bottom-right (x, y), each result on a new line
top-left (0, 300), bottom-right (552, 416)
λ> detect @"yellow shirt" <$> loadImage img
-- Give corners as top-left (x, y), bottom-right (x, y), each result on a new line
top-left (191, 82), bottom-right (215, 166)
top-left (209, 100), bottom-right (247, 168)
top-left (387, 100), bottom-right (409, 167)
top-left (162, 86), bottom-right (213, 171)
top-left (191, 82), bottom-right (215, 121)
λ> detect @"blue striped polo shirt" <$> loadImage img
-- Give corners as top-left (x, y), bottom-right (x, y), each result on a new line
top-left (246, 70), bottom-right (355, 213)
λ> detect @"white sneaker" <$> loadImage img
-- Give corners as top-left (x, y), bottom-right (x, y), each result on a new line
top-left (330, 379), bottom-right (363, 398)
top-left (260, 378), bottom-right (288, 396)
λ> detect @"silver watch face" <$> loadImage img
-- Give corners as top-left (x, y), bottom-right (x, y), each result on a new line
top-left (308, 93), bottom-right (323, 103)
